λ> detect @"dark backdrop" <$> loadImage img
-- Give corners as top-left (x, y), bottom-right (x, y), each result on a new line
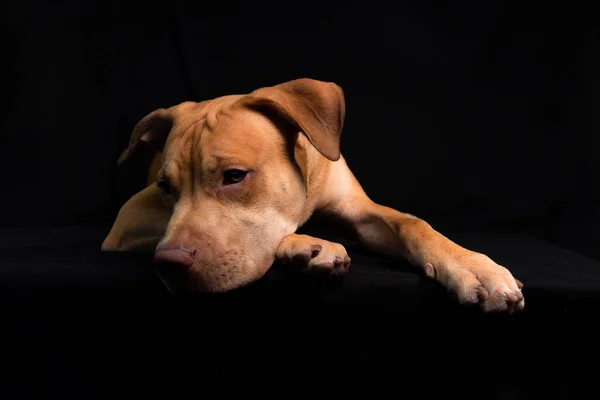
top-left (1, 0), bottom-right (598, 258)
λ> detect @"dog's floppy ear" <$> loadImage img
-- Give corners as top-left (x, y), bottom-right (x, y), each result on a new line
top-left (240, 78), bottom-right (346, 161)
top-left (117, 108), bottom-right (175, 166)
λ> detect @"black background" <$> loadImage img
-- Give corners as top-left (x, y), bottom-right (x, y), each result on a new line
top-left (2, 1), bottom-right (600, 397)
top-left (2, 0), bottom-right (598, 259)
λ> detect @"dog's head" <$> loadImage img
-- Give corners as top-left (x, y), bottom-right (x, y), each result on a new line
top-left (118, 78), bottom-right (346, 293)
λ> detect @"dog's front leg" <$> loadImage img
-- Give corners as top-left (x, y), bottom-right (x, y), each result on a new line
top-left (276, 234), bottom-right (351, 277)
top-left (326, 191), bottom-right (524, 312)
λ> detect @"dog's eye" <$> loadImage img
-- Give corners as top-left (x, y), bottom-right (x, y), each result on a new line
top-left (157, 179), bottom-right (171, 195)
top-left (223, 169), bottom-right (248, 185)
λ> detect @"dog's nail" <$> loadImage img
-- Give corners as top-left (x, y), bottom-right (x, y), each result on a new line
top-left (330, 267), bottom-right (343, 278)
top-left (312, 262), bottom-right (334, 275)
top-left (506, 292), bottom-right (523, 304)
top-left (424, 263), bottom-right (436, 279)
top-left (333, 256), bottom-right (349, 275)
top-left (516, 292), bottom-right (523, 301)
top-left (515, 279), bottom-right (524, 289)
top-left (310, 244), bottom-right (322, 257)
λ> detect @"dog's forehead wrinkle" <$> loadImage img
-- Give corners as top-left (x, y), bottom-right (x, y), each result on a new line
top-left (203, 94), bottom-right (244, 132)
top-left (217, 104), bottom-right (279, 137)
top-left (196, 111), bottom-right (285, 172)
top-left (189, 120), bottom-right (204, 188)
top-left (207, 106), bottom-right (222, 131)
top-left (164, 120), bottom-right (201, 161)
top-left (166, 99), bottom-right (252, 174)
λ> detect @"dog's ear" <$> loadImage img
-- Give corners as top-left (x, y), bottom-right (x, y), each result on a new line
top-left (117, 108), bottom-right (174, 166)
top-left (240, 78), bottom-right (346, 161)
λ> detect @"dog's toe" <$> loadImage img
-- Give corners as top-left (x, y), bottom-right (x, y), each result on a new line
top-left (277, 235), bottom-right (350, 278)
top-left (440, 253), bottom-right (525, 313)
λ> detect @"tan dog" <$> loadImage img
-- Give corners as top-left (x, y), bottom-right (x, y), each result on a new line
top-left (102, 78), bottom-right (524, 312)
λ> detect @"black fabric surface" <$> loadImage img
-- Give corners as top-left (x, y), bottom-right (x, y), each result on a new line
top-left (2, 225), bottom-right (600, 398)
top-left (2, 1), bottom-right (599, 398)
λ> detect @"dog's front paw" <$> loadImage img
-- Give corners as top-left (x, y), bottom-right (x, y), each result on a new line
top-left (427, 252), bottom-right (524, 313)
top-left (276, 234), bottom-right (351, 278)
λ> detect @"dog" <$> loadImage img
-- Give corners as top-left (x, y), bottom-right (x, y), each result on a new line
top-left (102, 78), bottom-right (524, 313)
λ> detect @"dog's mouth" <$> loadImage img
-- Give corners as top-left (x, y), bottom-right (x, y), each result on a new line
top-left (156, 263), bottom-right (195, 294)
top-left (155, 262), bottom-right (266, 295)
top-left (153, 243), bottom-right (278, 294)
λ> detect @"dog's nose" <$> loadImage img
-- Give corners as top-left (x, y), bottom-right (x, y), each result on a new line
top-left (154, 244), bottom-right (197, 268)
